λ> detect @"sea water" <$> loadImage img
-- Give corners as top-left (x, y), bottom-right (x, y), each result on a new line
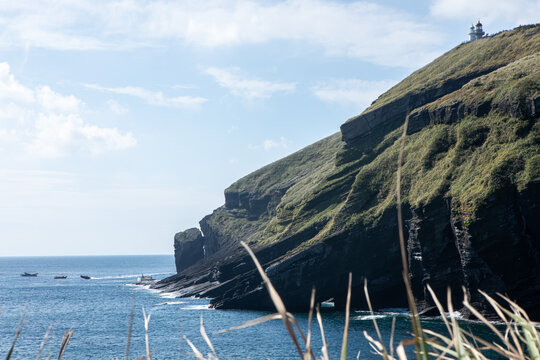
top-left (0, 256), bottom-right (500, 359)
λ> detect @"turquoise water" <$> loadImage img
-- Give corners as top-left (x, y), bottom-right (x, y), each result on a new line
top-left (0, 256), bottom-right (499, 359)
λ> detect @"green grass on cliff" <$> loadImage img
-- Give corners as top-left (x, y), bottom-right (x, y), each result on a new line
top-left (226, 133), bottom-right (343, 198)
top-left (342, 111), bottom-right (539, 226)
top-left (419, 52), bottom-right (540, 114)
top-left (346, 24), bottom-right (540, 121)
top-left (326, 37), bottom-right (540, 233)
top-left (206, 24), bottom-right (539, 251)
top-left (208, 132), bottom-right (346, 245)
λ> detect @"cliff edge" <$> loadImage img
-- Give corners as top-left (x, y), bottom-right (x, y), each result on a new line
top-left (155, 25), bottom-right (540, 319)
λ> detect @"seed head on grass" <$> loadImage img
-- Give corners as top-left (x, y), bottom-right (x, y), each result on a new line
top-left (340, 273), bottom-right (352, 360)
top-left (142, 307), bottom-right (152, 360)
top-left (304, 287), bottom-right (316, 360)
top-left (36, 325), bottom-right (52, 360)
top-left (5, 307), bottom-right (25, 360)
top-left (316, 304), bottom-right (330, 360)
top-left (57, 328), bottom-right (73, 360)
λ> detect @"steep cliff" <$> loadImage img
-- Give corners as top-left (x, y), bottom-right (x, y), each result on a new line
top-left (174, 228), bottom-right (205, 273)
top-left (156, 25), bottom-right (540, 319)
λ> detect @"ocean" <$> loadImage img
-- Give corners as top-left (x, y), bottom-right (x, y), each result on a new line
top-left (0, 255), bottom-right (499, 359)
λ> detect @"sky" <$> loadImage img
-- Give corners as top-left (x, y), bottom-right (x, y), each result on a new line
top-left (1, 0), bottom-right (538, 256)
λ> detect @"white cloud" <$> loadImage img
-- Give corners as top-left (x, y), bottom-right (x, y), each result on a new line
top-left (263, 137), bottom-right (290, 150)
top-left (0, 62), bottom-right (34, 103)
top-left (107, 100), bottom-right (129, 115)
top-left (172, 84), bottom-right (199, 90)
top-left (79, 124), bottom-right (136, 154)
top-left (85, 84), bottom-right (207, 108)
top-left (430, 0), bottom-right (540, 25)
top-left (0, 0), bottom-right (445, 67)
top-left (26, 113), bottom-right (136, 157)
top-left (206, 67), bottom-right (296, 100)
top-left (312, 79), bottom-right (397, 110)
top-left (249, 137), bottom-right (291, 151)
top-left (37, 86), bottom-right (81, 113)
top-left (0, 62), bottom-right (136, 158)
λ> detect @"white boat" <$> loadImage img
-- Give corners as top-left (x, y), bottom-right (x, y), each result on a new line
top-left (136, 274), bottom-right (155, 284)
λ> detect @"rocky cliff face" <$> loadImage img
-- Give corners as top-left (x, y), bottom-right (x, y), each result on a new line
top-left (173, 228), bottom-right (205, 273)
top-left (156, 25), bottom-right (540, 319)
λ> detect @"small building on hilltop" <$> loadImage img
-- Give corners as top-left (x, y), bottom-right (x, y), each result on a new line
top-left (469, 21), bottom-right (485, 41)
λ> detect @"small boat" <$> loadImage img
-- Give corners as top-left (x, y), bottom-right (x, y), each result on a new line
top-left (135, 274), bottom-right (155, 285)
top-left (21, 272), bottom-right (38, 277)
top-left (54, 276), bottom-right (67, 279)
top-left (321, 299), bottom-right (335, 309)
top-left (80, 275), bottom-right (91, 279)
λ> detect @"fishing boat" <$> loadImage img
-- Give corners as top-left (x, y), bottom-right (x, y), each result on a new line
top-left (80, 275), bottom-right (91, 279)
top-left (21, 272), bottom-right (38, 277)
top-left (135, 274), bottom-right (155, 285)
top-left (54, 276), bottom-right (67, 279)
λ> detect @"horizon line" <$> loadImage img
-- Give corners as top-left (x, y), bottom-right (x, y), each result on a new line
top-left (0, 253), bottom-right (173, 258)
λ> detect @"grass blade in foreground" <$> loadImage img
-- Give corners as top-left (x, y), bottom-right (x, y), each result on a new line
top-left (215, 313), bottom-right (282, 334)
top-left (6, 309), bottom-right (25, 360)
top-left (316, 305), bottom-right (330, 360)
top-left (125, 294), bottom-right (134, 360)
top-left (142, 307), bottom-right (151, 360)
top-left (35, 325), bottom-right (52, 360)
top-left (304, 288), bottom-right (316, 360)
top-left (395, 112), bottom-right (430, 360)
top-left (340, 273), bottom-right (352, 360)
top-left (184, 335), bottom-right (207, 360)
top-left (57, 328), bottom-right (73, 360)
top-left (200, 315), bottom-right (219, 359)
top-left (363, 279), bottom-right (390, 359)
top-left (240, 241), bottom-right (304, 358)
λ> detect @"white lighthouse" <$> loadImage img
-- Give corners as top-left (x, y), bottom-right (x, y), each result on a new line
top-left (469, 21), bottom-right (485, 41)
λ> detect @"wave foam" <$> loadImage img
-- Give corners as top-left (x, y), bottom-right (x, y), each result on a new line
top-left (92, 274), bottom-right (139, 280)
top-left (353, 314), bottom-right (388, 321)
top-left (92, 272), bottom-right (170, 280)
top-left (445, 311), bottom-right (464, 320)
top-left (155, 301), bottom-right (184, 306)
top-left (159, 292), bottom-right (180, 299)
top-left (181, 305), bottom-right (211, 310)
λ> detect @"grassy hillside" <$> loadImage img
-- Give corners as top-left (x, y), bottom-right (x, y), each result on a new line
top-left (335, 52), bottom-right (540, 230)
top-left (419, 52), bottom-right (540, 114)
top-left (205, 132), bottom-right (347, 245)
top-left (348, 24), bottom-right (540, 120)
top-left (203, 24), bottom-right (539, 253)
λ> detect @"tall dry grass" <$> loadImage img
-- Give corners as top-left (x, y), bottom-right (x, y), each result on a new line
top-left (3, 307), bottom-right (73, 360)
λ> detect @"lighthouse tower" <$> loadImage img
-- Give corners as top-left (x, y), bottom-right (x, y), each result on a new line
top-left (469, 21), bottom-right (485, 41)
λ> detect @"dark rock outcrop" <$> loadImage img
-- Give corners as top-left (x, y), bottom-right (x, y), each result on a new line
top-left (206, 182), bottom-right (540, 319)
top-left (161, 181), bottom-right (540, 318)
top-left (408, 93), bottom-right (540, 136)
top-left (340, 69), bottom-right (498, 143)
top-left (174, 228), bottom-right (205, 273)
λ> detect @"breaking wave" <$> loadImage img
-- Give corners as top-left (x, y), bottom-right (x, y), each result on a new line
top-left (181, 304), bottom-right (212, 310)
top-left (155, 301), bottom-right (184, 306)
top-left (353, 314), bottom-right (388, 321)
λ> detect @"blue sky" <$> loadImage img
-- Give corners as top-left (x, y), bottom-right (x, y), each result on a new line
top-left (1, 0), bottom-right (538, 256)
